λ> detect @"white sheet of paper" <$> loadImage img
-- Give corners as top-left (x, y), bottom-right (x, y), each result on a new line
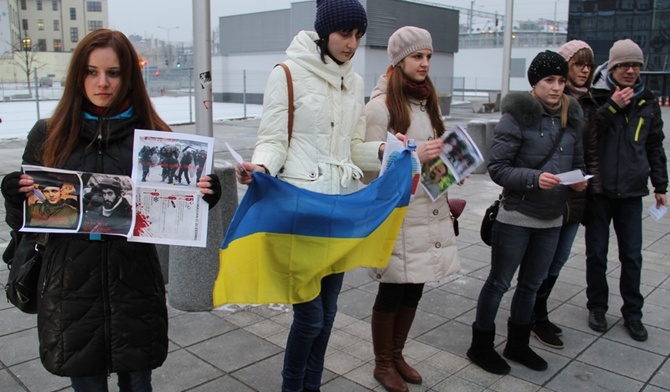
top-left (225, 142), bottom-right (245, 165)
top-left (557, 169), bottom-right (593, 185)
top-left (649, 204), bottom-right (667, 221)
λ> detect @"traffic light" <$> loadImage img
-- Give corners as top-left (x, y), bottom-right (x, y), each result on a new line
top-left (164, 59), bottom-right (168, 66)
top-left (176, 62), bottom-right (181, 68)
top-left (155, 71), bottom-right (160, 76)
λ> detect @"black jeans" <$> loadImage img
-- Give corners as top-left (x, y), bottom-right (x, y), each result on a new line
top-left (585, 196), bottom-right (644, 319)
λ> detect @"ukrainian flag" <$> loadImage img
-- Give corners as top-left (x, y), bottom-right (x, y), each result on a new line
top-left (213, 150), bottom-right (413, 305)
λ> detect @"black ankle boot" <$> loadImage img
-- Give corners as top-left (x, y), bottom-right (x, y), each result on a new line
top-left (503, 319), bottom-right (548, 371)
top-left (467, 322), bottom-right (510, 375)
top-left (531, 318), bottom-right (564, 348)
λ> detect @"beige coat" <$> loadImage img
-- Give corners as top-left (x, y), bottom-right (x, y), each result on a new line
top-left (365, 75), bottom-right (460, 283)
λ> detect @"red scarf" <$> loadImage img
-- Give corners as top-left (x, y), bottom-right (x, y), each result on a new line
top-left (404, 79), bottom-right (431, 101)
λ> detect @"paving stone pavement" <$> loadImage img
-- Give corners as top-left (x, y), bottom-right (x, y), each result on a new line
top-left (0, 103), bottom-right (669, 391)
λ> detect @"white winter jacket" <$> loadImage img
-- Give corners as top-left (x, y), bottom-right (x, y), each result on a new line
top-left (365, 75), bottom-right (460, 283)
top-left (252, 30), bottom-right (382, 195)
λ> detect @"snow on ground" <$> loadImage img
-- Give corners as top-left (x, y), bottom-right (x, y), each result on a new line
top-left (0, 95), bottom-right (264, 140)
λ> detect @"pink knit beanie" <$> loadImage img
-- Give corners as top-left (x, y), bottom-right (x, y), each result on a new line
top-left (558, 40), bottom-right (593, 61)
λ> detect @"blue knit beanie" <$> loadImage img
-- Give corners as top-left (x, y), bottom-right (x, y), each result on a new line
top-left (314, 0), bottom-right (368, 39)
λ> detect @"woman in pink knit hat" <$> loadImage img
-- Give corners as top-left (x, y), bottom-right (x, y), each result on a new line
top-left (528, 40), bottom-right (600, 349)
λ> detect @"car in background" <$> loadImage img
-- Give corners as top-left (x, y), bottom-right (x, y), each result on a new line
top-left (38, 76), bottom-right (53, 87)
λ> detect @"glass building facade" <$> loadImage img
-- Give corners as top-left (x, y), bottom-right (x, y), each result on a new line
top-left (567, 0), bottom-right (670, 95)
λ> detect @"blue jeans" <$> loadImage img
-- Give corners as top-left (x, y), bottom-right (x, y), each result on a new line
top-left (547, 222), bottom-right (580, 278)
top-left (71, 371), bottom-right (152, 392)
top-left (585, 196), bottom-right (643, 320)
top-left (475, 221), bottom-right (561, 329)
top-left (281, 273), bottom-right (344, 392)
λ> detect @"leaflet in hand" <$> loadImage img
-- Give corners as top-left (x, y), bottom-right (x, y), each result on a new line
top-left (20, 130), bottom-right (215, 248)
top-left (419, 125), bottom-right (484, 202)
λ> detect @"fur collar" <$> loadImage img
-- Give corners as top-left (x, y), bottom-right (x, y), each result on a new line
top-left (500, 91), bottom-right (583, 129)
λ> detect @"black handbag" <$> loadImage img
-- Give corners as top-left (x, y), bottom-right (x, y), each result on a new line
top-left (4, 232), bottom-right (47, 314)
top-left (480, 196), bottom-right (501, 246)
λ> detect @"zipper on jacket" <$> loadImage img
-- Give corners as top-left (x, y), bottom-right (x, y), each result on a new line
top-left (97, 133), bottom-right (104, 172)
top-left (634, 118), bottom-right (644, 142)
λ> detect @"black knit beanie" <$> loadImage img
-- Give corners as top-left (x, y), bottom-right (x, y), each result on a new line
top-left (314, 0), bottom-right (368, 39)
top-left (527, 50), bottom-right (568, 87)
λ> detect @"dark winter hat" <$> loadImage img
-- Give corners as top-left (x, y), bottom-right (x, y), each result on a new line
top-left (608, 39), bottom-right (643, 71)
top-left (37, 176), bottom-right (63, 190)
top-left (314, 0), bottom-right (368, 39)
top-left (527, 50), bottom-right (568, 87)
top-left (97, 176), bottom-right (122, 193)
top-left (388, 26), bottom-right (433, 66)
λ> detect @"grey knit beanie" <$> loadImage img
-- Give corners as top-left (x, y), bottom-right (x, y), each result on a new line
top-left (608, 39), bottom-right (643, 70)
top-left (314, 0), bottom-right (368, 39)
top-left (527, 50), bottom-right (568, 87)
top-left (388, 26), bottom-right (433, 66)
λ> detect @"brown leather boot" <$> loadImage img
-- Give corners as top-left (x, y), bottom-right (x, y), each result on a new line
top-left (372, 310), bottom-right (408, 392)
top-left (392, 306), bottom-right (422, 384)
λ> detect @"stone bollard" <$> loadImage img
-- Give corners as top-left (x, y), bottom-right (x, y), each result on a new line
top-left (156, 244), bottom-right (169, 284)
top-left (168, 161), bottom-right (238, 311)
top-left (467, 120), bottom-right (488, 174)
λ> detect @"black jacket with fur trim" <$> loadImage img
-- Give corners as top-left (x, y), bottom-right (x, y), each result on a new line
top-left (488, 91), bottom-right (584, 219)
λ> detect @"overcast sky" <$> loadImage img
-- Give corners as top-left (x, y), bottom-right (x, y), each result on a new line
top-left (108, 0), bottom-right (569, 44)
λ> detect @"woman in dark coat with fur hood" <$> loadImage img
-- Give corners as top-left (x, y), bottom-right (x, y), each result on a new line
top-left (467, 50), bottom-right (587, 375)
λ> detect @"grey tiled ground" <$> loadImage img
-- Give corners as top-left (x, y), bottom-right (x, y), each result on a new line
top-left (0, 103), bottom-right (668, 391)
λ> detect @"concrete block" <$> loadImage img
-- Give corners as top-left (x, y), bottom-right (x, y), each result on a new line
top-left (168, 161), bottom-right (238, 311)
top-left (156, 244), bottom-right (169, 284)
top-left (467, 120), bottom-right (488, 174)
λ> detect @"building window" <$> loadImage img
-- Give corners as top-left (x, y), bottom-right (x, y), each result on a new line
top-left (22, 19), bottom-right (29, 31)
top-left (20, 0), bottom-right (27, 10)
top-left (70, 8), bottom-right (76, 20)
top-left (38, 19), bottom-right (45, 30)
top-left (70, 27), bottom-right (79, 43)
top-left (37, 39), bottom-right (47, 51)
top-left (52, 0), bottom-right (58, 11)
top-left (54, 20), bottom-right (60, 31)
top-left (54, 39), bottom-right (62, 52)
top-left (37, 0), bottom-right (43, 11)
top-left (87, 1), bottom-right (103, 12)
top-left (88, 20), bottom-right (103, 31)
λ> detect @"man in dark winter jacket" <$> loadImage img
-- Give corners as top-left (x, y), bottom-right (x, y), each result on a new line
top-left (585, 39), bottom-right (668, 342)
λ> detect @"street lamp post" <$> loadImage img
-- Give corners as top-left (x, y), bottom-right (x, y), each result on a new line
top-left (22, 33), bottom-right (32, 92)
top-left (157, 25), bottom-right (179, 67)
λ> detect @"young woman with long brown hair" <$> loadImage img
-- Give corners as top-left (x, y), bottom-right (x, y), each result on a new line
top-left (1, 29), bottom-right (220, 391)
top-left (364, 26), bottom-right (461, 392)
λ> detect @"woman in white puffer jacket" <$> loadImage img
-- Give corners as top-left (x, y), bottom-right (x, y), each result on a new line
top-left (235, 1), bottom-right (386, 391)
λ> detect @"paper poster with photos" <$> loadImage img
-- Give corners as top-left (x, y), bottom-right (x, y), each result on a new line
top-left (420, 125), bottom-right (484, 202)
top-left (130, 129), bottom-right (214, 247)
top-left (21, 166), bottom-right (135, 237)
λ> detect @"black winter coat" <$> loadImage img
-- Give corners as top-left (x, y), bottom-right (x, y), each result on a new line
top-left (591, 82), bottom-right (668, 198)
top-left (562, 88), bottom-right (600, 224)
top-left (488, 92), bottom-right (584, 219)
top-left (10, 116), bottom-right (168, 377)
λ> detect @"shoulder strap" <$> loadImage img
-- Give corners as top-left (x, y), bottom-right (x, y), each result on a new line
top-left (274, 63), bottom-right (294, 144)
top-left (535, 126), bottom-right (567, 170)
